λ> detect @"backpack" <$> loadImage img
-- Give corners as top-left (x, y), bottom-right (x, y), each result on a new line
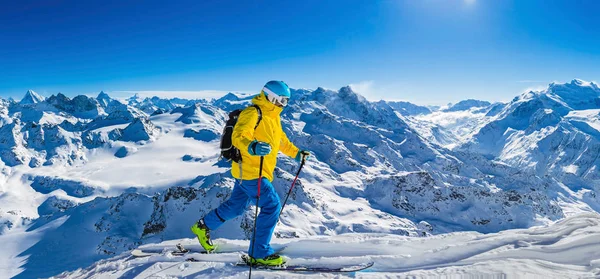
top-left (220, 105), bottom-right (262, 163)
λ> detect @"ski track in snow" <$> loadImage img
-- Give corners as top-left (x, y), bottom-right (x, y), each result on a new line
top-left (53, 213), bottom-right (600, 278)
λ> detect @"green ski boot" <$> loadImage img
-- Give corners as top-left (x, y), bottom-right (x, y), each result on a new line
top-left (190, 219), bottom-right (216, 252)
top-left (246, 254), bottom-right (286, 266)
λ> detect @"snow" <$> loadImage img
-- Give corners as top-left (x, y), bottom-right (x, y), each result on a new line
top-left (53, 213), bottom-right (600, 278)
top-left (564, 165), bottom-right (579, 174)
top-left (408, 109), bottom-right (492, 148)
top-left (26, 113), bottom-right (223, 192)
top-left (0, 215), bottom-right (68, 279)
top-left (565, 109), bottom-right (600, 133)
top-left (457, 80), bottom-right (600, 193)
top-left (111, 90), bottom-right (238, 100)
top-left (0, 80), bottom-right (600, 278)
top-left (19, 90), bottom-right (45, 105)
top-left (444, 99), bottom-right (491, 112)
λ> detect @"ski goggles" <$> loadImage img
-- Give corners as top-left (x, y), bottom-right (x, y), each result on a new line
top-left (262, 87), bottom-right (289, 107)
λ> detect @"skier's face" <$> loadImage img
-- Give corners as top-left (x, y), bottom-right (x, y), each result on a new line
top-left (273, 96), bottom-right (288, 107)
top-left (263, 90), bottom-right (289, 107)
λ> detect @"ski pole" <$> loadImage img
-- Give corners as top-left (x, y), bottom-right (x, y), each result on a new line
top-left (278, 157), bottom-right (306, 221)
top-left (249, 156), bottom-right (264, 279)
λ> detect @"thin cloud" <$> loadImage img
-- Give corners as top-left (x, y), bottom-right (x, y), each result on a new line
top-left (107, 90), bottom-right (250, 100)
top-left (517, 80), bottom-right (546, 83)
top-left (349, 81), bottom-right (376, 100)
top-left (349, 81), bottom-right (415, 102)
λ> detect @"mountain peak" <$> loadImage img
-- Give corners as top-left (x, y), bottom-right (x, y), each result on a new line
top-left (511, 79), bottom-right (600, 111)
top-left (444, 99), bottom-right (491, 112)
top-left (96, 91), bottom-right (113, 108)
top-left (220, 92), bottom-right (241, 101)
top-left (20, 90), bottom-right (45, 104)
top-left (570, 78), bottom-right (599, 89)
top-left (385, 100), bottom-right (432, 116)
top-left (338, 86), bottom-right (367, 103)
top-left (571, 78), bottom-right (585, 86)
top-left (547, 78), bottom-right (600, 101)
top-left (127, 93), bottom-right (142, 105)
top-left (339, 85), bottom-right (354, 93)
top-left (549, 78), bottom-right (598, 89)
top-left (567, 78), bottom-right (598, 87)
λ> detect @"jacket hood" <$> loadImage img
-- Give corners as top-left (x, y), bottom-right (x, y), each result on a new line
top-left (251, 92), bottom-right (283, 115)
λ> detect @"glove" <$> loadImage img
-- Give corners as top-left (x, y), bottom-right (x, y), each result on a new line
top-left (248, 140), bottom-right (272, 156)
top-left (295, 150), bottom-right (310, 162)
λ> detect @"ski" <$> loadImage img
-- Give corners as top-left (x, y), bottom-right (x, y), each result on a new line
top-left (132, 245), bottom-right (373, 272)
top-left (131, 243), bottom-right (287, 258)
top-left (235, 255), bottom-right (374, 272)
top-left (235, 263), bottom-right (374, 272)
top-left (131, 243), bottom-right (215, 257)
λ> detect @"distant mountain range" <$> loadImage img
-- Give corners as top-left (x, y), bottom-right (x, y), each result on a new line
top-left (1, 79), bottom-right (599, 278)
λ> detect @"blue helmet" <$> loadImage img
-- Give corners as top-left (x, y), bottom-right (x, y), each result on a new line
top-left (262, 80), bottom-right (291, 107)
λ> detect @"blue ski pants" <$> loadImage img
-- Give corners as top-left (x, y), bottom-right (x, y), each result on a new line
top-left (203, 177), bottom-right (281, 259)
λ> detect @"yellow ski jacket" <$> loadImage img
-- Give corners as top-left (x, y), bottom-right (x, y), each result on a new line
top-left (231, 92), bottom-right (299, 181)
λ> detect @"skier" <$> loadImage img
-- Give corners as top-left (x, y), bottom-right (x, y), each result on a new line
top-left (191, 80), bottom-right (310, 266)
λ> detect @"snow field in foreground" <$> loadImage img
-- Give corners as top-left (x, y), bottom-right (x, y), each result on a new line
top-left (54, 213), bottom-right (600, 279)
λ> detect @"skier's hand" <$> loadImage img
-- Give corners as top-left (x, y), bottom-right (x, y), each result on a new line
top-left (248, 140), bottom-right (271, 156)
top-left (295, 150), bottom-right (310, 162)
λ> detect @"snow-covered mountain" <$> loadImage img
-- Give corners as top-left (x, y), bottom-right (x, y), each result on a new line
top-left (460, 79), bottom-right (600, 195)
top-left (19, 90), bottom-right (45, 105)
top-left (0, 81), bottom-right (599, 278)
top-left (381, 100), bottom-right (431, 116)
top-left (444, 99), bottom-right (492, 112)
top-left (405, 101), bottom-right (502, 148)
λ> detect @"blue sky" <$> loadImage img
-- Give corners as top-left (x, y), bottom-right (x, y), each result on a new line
top-left (1, 0), bottom-right (599, 105)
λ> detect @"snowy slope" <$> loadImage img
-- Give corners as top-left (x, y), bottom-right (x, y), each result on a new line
top-left (381, 100), bottom-right (431, 116)
top-left (407, 108), bottom-right (494, 148)
top-left (397, 98), bottom-right (505, 149)
top-left (52, 213), bottom-right (600, 278)
top-left (460, 79), bottom-right (600, 193)
top-left (0, 83), bottom-right (599, 278)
